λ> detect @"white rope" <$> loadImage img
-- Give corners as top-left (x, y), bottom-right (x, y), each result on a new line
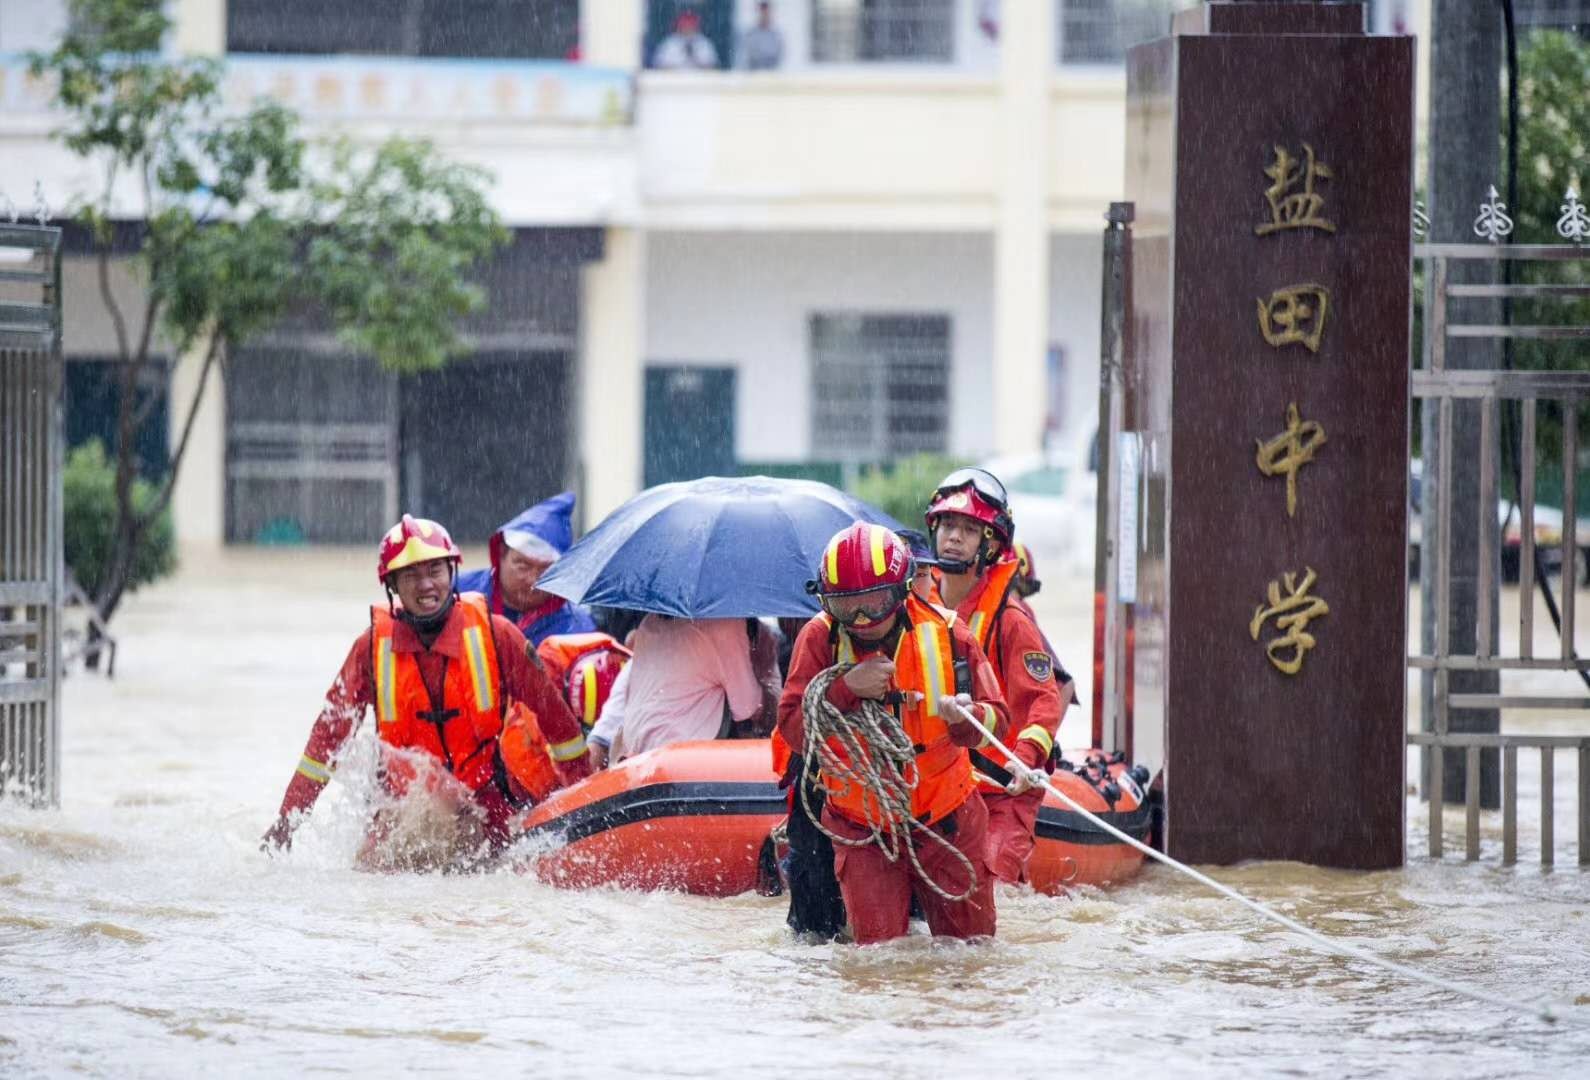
top-left (940, 699), bottom-right (1571, 1026)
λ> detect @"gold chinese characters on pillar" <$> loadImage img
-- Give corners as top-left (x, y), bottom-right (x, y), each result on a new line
top-left (1245, 139), bottom-right (1341, 673)
top-left (1254, 143), bottom-right (1335, 235)
top-left (1257, 284), bottom-right (1331, 352)
top-left (1255, 401), bottom-right (1327, 517)
top-left (1249, 568), bottom-right (1330, 675)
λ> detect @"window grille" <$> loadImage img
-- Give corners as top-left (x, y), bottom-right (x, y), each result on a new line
top-left (811, 0), bottom-right (955, 63)
top-left (1059, 0), bottom-right (1181, 65)
top-left (227, 0), bottom-right (578, 60)
top-left (810, 313), bottom-right (950, 461)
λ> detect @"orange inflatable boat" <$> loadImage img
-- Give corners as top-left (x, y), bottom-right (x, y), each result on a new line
top-left (514, 740), bottom-right (1153, 897)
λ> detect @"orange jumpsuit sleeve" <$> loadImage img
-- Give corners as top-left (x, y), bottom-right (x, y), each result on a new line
top-left (949, 622), bottom-right (1010, 749)
top-left (493, 616), bottom-right (592, 784)
top-left (271, 629), bottom-right (373, 829)
top-left (992, 606), bottom-right (1067, 769)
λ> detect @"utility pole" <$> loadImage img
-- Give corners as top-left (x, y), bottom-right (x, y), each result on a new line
top-left (1422, 0), bottom-right (1503, 806)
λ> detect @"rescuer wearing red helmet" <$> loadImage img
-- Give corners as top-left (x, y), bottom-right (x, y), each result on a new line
top-left (536, 632), bottom-right (632, 733)
top-left (927, 469), bottom-right (1073, 885)
top-left (775, 523), bottom-right (1009, 943)
top-left (261, 515), bottom-right (592, 863)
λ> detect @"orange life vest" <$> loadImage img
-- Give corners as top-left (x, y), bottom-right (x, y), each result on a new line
top-left (813, 596), bottom-right (974, 827)
top-left (369, 594), bottom-right (508, 796)
top-left (956, 558), bottom-right (1057, 789)
top-left (962, 558), bottom-right (1021, 691)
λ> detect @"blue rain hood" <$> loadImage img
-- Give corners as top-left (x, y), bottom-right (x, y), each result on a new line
top-left (490, 491), bottom-right (577, 570)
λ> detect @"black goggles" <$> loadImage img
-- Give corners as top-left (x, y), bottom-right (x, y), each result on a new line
top-left (932, 467), bottom-right (1010, 510)
top-left (819, 584), bottom-right (906, 626)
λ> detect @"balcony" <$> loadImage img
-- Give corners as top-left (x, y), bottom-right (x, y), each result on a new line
top-left (0, 52), bottom-right (636, 226)
top-left (636, 68), bottom-right (1126, 233)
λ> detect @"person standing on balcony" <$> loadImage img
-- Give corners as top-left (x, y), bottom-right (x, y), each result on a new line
top-left (738, 2), bottom-right (784, 70)
top-left (928, 469), bottom-right (1073, 886)
top-left (455, 491), bottom-right (598, 647)
top-left (651, 9), bottom-right (721, 70)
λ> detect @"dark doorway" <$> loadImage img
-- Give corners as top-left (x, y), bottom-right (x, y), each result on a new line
top-left (401, 350), bottom-right (571, 541)
top-left (644, 365), bottom-right (736, 487)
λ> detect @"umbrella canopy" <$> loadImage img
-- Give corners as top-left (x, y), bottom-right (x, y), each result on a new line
top-left (537, 476), bottom-right (907, 618)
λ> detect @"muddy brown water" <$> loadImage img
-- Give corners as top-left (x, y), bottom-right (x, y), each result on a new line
top-left (2, 548), bottom-right (1588, 1077)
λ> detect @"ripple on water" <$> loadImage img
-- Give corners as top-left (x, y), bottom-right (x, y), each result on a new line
top-left (0, 823), bottom-right (118, 860)
top-left (71, 921), bottom-right (149, 945)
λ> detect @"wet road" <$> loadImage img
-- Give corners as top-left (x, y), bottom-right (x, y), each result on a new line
top-left (2, 548), bottom-right (1588, 1077)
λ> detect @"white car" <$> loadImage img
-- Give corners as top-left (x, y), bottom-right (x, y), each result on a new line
top-left (980, 427), bottom-right (1098, 579)
top-left (1408, 458), bottom-right (1588, 583)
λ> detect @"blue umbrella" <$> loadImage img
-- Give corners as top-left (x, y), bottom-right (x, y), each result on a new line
top-left (537, 476), bottom-right (906, 618)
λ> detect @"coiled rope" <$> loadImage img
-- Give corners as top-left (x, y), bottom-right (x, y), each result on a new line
top-left (937, 697), bottom-right (1572, 1027)
top-left (798, 665), bottom-right (977, 902)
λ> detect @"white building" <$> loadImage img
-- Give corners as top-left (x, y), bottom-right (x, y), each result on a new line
top-left (0, 0), bottom-right (1428, 547)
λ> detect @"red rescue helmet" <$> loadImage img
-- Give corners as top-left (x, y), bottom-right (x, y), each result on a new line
top-left (924, 467), bottom-right (1014, 544)
top-left (565, 646), bottom-right (628, 732)
top-left (1012, 540), bottom-right (1042, 597)
top-left (807, 523), bottom-right (913, 629)
top-left (377, 514), bottom-right (463, 584)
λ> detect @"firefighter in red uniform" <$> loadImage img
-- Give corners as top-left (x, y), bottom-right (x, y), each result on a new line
top-left (777, 524), bottom-right (1009, 944)
top-left (927, 469), bottom-right (1074, 885)
top-left (261, 515), bottom-right (592, 861)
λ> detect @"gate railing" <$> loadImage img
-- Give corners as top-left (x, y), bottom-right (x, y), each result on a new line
top-left (0, 222), bottom-right (65, 806)
top-left (1410, 241), bottom-right (1590, 864)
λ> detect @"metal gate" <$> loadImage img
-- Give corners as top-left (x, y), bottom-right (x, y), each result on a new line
top-left (1408, 240), bottom-right (1590, 865)
top-left (0, 222), bottom-right (64, 806)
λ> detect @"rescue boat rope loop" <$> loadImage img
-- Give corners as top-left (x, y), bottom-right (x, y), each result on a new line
top-left (798, 665), bottom-right (978, 903)
top-left (938, 699), bottom-right (1572, 1027)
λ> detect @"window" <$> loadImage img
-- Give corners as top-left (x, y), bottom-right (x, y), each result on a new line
top-left (811, 0), bottom-right (955, 63)
top-left (1059, 0), bottom-right (1181, 65)
top-left (810, 313), bottom-right (950, 461)
top-left (227, 0), bottom-right (579, 60)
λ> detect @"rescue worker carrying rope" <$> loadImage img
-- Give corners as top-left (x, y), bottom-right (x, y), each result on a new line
top-left (261, 515), bottom-right (593, 867)
top-left (775, 524), bottom-right (1010, 944)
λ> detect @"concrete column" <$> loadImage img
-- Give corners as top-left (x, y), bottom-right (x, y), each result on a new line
top-left (579, 228), bottom-right (647, 525)
top-left (582, 0), bottom-right (644, 69)
top-left (166, 3), bottom-right (224, 549)
top-left (991, 0), bottom-right (1054, 456)
top-left (169, 333), bottom-right (226, 549)
top-left (171, 0), bottom-right (225, 55)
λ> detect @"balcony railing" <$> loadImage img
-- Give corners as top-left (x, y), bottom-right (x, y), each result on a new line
top-left (0, 52), bottom-right (632, 127)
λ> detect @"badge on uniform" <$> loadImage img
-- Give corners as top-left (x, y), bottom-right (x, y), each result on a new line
top-left (1024, 651), bottom-right (1053, 682)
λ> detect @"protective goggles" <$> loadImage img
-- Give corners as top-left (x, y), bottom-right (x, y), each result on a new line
top-left (932, 468), bottom-right (1010, 510)
top-left (819, 584), bottom-right (906, 627)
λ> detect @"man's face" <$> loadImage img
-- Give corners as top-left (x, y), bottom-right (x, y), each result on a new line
top-left (500, 547), bottom-right (555, 610)
top-left (933, 513), bottom-right (986, 567)
top-left (391, 558), bottom-right (454, 617)
top-left (910, 565), bottom-right (936, 601)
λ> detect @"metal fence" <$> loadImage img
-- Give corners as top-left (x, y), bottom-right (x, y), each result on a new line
top-left (1409, 241), bottom-right (1590, 865)
top-left (0, 222), bottom-right (64, 806)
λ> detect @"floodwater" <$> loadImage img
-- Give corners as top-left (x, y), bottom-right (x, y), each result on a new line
top-left (3, 548), bottom-right (1589, 1078)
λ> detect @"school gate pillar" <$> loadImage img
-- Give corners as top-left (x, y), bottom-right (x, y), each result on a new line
top-left (1123, 3), bottom-right (1413, 868)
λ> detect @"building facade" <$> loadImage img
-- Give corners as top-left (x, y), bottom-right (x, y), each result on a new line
top-left (0, 0), bottom-right (1431, 546)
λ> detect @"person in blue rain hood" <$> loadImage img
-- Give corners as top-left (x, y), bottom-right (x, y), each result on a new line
top-left (455, 492), bottom-right (598, 646)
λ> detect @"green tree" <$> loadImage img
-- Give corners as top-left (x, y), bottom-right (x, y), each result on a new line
top-left (1506, 29), bottom-right (1589, 496)
top-left (30, 0), bottom-right (507, 630)
top-left (851, 454), bottom-right (970, 533)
